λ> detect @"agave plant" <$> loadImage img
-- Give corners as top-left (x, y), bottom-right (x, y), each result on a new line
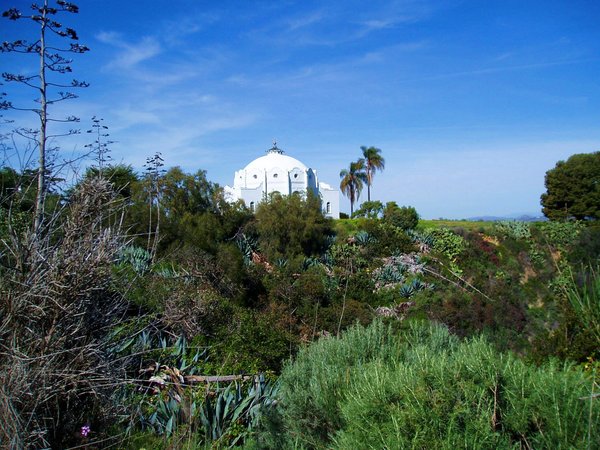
top-left (199, 374), bottom-right (279, 445)
top-left (303, 256), bottom-right (321, 270)
top-left (409, 278), bottom-right (427, 292)
top-left (275, 258), bottom-right (288, 268)
top-left (398, 283), bottom-right (415, 299)
top-left (372, 264), bottom-right (405, 291)
top-left (354, 230), bottom-right (376, 246)
top-left (320, 252), bottom-right (334, 268)
top-left (119, 245), bottom-right (152, 274)
top-left (324, 234), bottom-right (337, 248)
top-left (406, 229), bottom-right (435, 252)
top-left (235, 233), bottom-right (259, 265)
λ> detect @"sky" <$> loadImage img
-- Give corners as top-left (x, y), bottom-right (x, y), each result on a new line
top-left (1, 0), bottom-right (599, 219)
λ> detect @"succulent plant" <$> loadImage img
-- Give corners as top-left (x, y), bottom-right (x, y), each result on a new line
top-left (354, 230), bottom-right (376, 246)
top-left (119, 245), bottom-right (152, 274)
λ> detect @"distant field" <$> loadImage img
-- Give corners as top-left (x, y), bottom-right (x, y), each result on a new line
top-left (335, 218), bottom-right (495, 233)
top-left (417, 219), bottom-right (494, 231)
top-left (334, 218), bottom-right (547, 233)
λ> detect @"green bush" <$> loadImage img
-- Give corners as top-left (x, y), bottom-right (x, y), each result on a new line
top-left (382, 203), bottom-right (419, 231)
top-left (259, 320), bottom-right (598, 449)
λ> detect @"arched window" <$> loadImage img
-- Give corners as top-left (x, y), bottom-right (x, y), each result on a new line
top-left (250, 201), bottom-right (255, 212)
top-left (326, 202), bottom-right (331, 213)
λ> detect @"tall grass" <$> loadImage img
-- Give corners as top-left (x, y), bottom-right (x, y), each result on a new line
top-left (566, 267), bottom-right (600, 347)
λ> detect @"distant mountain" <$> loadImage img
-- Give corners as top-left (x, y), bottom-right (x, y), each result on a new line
top-left (466, 214), bottom-right (547, 222)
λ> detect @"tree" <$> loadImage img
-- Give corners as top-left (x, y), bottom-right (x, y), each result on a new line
top-left (340, 159), bottom-right (367, 218)
top-left (254, 191), bottom-right (334, 262)
top-left (354, 200), bottom-right (383, 219)
top-left (541, 152), bottom-right (600, 221)
top-left (1, 1), bottom-right (89, 236)
top-left (382, 202), bottom-right (419, 230)
top-left (360, 146), bottom-right (385, 202)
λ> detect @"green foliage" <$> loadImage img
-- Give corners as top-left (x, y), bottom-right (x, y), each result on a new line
top-left (382, 202), bottom-right (419, 231)
top-left (118, 245), bottom-right (152, 275)
top-left (427, 227), bottom-right (467, 276)
top-left (538, 220), bottom-right (585, 249)
top-left (566, 267), bottom-right (600, 348)
top-left (0, 166), bottom-right (36, 211)
top-left (131, 376), bottom-right (279, 448)
top-left (570, 223), bottom-right (600, 265)
top-left (83, 164), bottom-right (139, 199)
top-left (494, 220), bottom-right (531, 240)
top-left (418, 219), bottom-right (495, 232)
top-left (261, 321), bottom-right (598, 449)
top-left (541, 151), bottom-right (600, 220)
top-left (123, 165), bottom-right (251, 256)
top-left (361, 219), bottom-right (415, 256)
top-left (352, 230), bottom-right (375, 246)
top-left (254, 191), bottom-right (334, 261)
top-left (353, 200), bottom-right (383, 218)
top-left (259, 320), bottom-right (395, 448)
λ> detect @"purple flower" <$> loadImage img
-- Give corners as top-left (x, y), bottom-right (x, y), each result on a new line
top-left (81, 425), bottom-right (91, 437)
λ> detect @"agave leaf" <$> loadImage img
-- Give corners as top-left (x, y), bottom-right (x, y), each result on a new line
top-left (165, 415), bottom-right (174, 436)
top-left (117, 336), bottom-right (135, 353)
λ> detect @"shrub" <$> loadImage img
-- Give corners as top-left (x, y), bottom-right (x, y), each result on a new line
top-left (494, 220), bottom-right (531, 240)
top-left (0, 177), bottom-right (129, 448)
top-left (538, 220), bottom-right (585, 250)
top-left (259, 320), bottom-right (598, 449)
top-left (382, 203), bottom-right (419, 231)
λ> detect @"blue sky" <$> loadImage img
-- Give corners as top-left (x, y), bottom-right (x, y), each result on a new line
top-left (2, 0), bottom-right (599, 218)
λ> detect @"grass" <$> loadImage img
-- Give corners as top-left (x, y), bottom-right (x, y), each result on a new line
top-left (336, 218), bottom-right (496, 233)
top-left (418, 219), bottom-right (495, 231)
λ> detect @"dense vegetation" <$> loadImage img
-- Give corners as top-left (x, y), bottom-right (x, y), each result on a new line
top-left (1, 160), bottom-right (599, 448)
top-left (261, 320), bottom-right (597, 449)
top-left (0, 3), bottom-right (598, 447)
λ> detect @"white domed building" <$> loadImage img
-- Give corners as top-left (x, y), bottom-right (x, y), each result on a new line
top-left (224, 142), bottom-right (339, 219)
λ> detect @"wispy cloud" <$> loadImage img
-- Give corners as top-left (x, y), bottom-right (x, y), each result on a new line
top-left (245, 1), bottom-right (435, 47)
top-left (162, 13), bottom-right (221, 46)
top-left (417, 57), bottom-right (598, 81)
top-left (96, 31), bottom-right (161, 69)
top-left (286, 11), bottom-right (325, 31)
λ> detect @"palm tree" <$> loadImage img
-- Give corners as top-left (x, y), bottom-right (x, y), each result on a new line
top-left (361, 146), bottom-right (385, 202)
top-left (340, 159), bottom-right (367, 217)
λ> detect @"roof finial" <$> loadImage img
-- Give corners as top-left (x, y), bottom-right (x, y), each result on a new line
top-left (267, 139), bottom-right (284, 154)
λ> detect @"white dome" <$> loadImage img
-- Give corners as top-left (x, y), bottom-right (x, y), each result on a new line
top-left (244, 152), bottom-right (308, 173)
top-left (225, 142), bottom-right (339, 218)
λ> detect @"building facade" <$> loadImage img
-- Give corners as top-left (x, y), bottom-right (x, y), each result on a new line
top-left (224, 142), bottom-right (339, 219)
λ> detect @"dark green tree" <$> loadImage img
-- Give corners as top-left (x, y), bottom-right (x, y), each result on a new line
top-left (1, 1), bottom-right (89, 236)
top-left (361, 146), bottom-right (385, 202)
top-left (353, 200), bottom-right (383, 219)
top-left (541, 152), bottom-right (600, 221)
top-left (83, 164), bottom-right (138, 199)
top-left (254, 191), bottom-right (334, 262)
top-left (340, 159), bottom-right (367, 218)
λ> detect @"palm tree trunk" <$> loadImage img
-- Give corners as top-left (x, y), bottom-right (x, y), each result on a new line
top-left (366, 165), bottom-right (372, 202)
